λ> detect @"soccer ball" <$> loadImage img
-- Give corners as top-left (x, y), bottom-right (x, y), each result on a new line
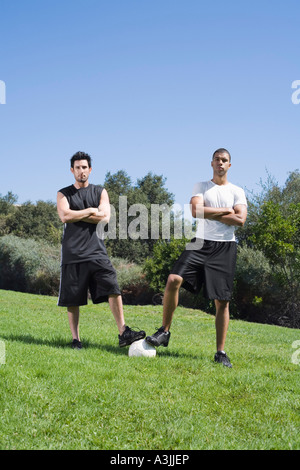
top-left (128, 339), bottom-right (156, 358)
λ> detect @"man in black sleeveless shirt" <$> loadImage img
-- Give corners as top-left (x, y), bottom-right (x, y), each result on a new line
top-left (57, 151), bottom-right (145, 349)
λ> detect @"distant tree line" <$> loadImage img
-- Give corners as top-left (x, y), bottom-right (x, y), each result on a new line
top-left (0, 192), bottom-right (63, 245)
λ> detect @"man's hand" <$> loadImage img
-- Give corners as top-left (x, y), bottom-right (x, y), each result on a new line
top-left (206, 207), bottom-right (235, 219)
top-left (81, 209), bottom-right (107, 224)
top-left (190, 195), bottom-right (234, 219)
top-left (87, 207), bottom-right (100, 217)
top-left (57, 193), bottom-right (101, 223)
top-left (81, 189), bottom-right (111, 224)
top-left (189, 196), bottom-right (247, 227)
top-left (214, 204), bottom-right (247, 227)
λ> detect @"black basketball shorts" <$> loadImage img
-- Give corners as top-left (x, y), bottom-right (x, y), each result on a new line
top-left (171, 238), bottom-right (237, 301)
top-left (58, 258), bottom-right (121, 307)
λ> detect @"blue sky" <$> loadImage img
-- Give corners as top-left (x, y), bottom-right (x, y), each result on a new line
top-left (1, 0), bottom-right (299, 209)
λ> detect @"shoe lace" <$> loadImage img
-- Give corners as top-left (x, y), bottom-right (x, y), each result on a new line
top-left (152, 326), bottom-right (165, 337)
top-left (122, 325), bottom-right (143, 337)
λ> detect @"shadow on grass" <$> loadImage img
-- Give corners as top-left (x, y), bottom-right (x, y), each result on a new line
top-left (0, 333), bottom-right (200, 359)
top-left (0, 333), bottom-right (126, 355)
top-left (1, 333), bottom-right (75, 349)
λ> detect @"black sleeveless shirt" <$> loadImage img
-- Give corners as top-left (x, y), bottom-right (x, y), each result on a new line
top-left (59, 184), bottom-right (108, 265)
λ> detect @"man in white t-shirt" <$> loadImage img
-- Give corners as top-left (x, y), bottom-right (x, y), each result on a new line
top-left (146, 148), bottom-right (247, 367)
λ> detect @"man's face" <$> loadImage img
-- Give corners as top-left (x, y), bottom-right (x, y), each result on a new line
top-left (71, 159), bottom-right (92, 184)
top-left (211, 152), bottom-right (231, 176)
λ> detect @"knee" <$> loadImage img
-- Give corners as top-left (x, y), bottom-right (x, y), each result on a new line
top-left (215, 299), bottom-right (229, 312)
top-left (166, 274), bottom-right (183, 291)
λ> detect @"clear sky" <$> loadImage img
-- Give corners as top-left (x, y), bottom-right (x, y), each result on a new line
top-left (1, 0), bottom-right (299, 209)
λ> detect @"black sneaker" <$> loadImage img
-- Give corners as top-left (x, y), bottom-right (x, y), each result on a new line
top-left (118, 326), bottom-right (146, 348)
top-left (214, 351), bottom-right (232, 368)
top-left (146, 327), bottom-right (170, 347)
top-left (71, 339), bottom-right (82, 350)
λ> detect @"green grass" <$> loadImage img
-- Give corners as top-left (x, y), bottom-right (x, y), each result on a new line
top-left (0, 289), bottom-right (299, 450)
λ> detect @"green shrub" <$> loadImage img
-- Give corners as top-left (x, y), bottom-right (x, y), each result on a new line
top-left (0, 236), bottom-right (152, 302)
top-left (0, 235), bottom-right (60, 295)
top-left (232, 246), bottom-right (300, 327)
top-left (232, 246), bottom-right (273, 319)
top-left (111, 257), bottom-right (153, 305)
top-left (143, 237), bottom-right (189, 293)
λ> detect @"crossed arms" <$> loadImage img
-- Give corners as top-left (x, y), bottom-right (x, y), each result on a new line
top-left (190, 194), bottom-right (247, 227)
top-left (57, 189), bottom-right (246, 227)
top-left (57, 189), bottom-right (111, 225)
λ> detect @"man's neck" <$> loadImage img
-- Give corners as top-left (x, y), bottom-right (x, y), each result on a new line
top-left (211, 176), bottom-right (229, 186)
top-left (73, 181), bottom-right (90, 189)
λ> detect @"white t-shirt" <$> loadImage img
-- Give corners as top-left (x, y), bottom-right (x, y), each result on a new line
top-left (192, 180), bottom-right (247, 242)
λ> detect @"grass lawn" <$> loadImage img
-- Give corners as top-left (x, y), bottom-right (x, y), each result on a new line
top-left (0, 289), bottom-right (299, 450)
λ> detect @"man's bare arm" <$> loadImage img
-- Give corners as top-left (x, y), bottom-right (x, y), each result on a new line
top-left (190, 196), bottom-right (234, 219)
top-left (81, 189), bottom-right (111, 224)
top-left (215, 204), bottom-right (247, 227)
top-left (57, 192), bottom-right (99, 223)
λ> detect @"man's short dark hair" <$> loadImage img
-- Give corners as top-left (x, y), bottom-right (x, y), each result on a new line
top-left (212, 148), bottom-right (231, 162)
top-left (70, 151), bottom-right (92, 168)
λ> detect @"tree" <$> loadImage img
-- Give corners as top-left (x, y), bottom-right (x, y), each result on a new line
top-left (0, 192), bottom-right (18, 236)
top-left (248, 200), bottom-right (300, 293)
top-left (0, 191), bottom-right (18, 215)
top-left (236, 170), bottom-right (300, 327)
top-left (5, 200), bottom-right (63, 245)
top-left (136, 173), bottom-right (174, 206)
top-left (102, 170), bottom-right (175, 262)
